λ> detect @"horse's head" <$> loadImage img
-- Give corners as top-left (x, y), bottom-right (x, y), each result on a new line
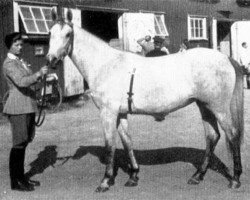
top-left (46, 9), bottom-right (74, 69)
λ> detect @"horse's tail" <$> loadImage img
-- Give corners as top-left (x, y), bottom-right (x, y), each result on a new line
top-left (229, 57), bottom-right (244, 147)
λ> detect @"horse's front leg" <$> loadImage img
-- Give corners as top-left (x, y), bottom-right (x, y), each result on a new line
top-left (95, 108), bottom-right (118, 193)
top-left (117, 114), bottom-right (140, 187)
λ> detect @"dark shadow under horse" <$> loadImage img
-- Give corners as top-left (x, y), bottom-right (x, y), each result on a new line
top-left (26, 145), bottom-right (232, 185)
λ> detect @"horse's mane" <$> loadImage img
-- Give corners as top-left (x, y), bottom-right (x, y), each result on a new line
top-left (74, 25), bottom-right (143, 57)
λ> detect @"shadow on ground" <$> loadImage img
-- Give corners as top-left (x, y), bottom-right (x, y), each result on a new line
top-left (26, 145), bottom-right (232, 182)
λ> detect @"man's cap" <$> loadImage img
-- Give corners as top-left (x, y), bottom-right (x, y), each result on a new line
top-left (153, 36), bottom-right (164, 44)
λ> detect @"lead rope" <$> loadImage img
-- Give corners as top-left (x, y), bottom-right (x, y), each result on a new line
top-left (35, 74), bottom-right (47, 127)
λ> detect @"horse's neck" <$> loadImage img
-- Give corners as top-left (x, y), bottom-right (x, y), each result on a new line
top-left (70, 26), bottom-right (118, 89)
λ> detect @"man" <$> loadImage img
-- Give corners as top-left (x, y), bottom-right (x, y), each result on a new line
top-left (161, 36), bottom-right (170, 55)
top-left (2, 32), bottom-right (48, 191)
top-left (137, 35), bottom-right (155, 56)
top-left (179, 39), bottom-right (190, 53)
top-left (240, 42), bottom-right (250, 89)
top-left (145, 36), bottom-right (168, 57)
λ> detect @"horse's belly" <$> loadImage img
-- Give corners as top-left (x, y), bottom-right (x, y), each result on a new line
top-left (132, 83), bottom-right (194, 114)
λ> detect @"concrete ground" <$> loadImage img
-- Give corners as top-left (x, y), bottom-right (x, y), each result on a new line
top-left (0, 89), bottom-right (250, 200)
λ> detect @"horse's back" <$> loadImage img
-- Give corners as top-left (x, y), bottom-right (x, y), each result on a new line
top-left (129, 48), bottom-right (237, 113)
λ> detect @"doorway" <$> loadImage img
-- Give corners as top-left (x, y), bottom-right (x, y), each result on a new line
top-left (217, 20), bottom-right (233, 56)
top-left (81, 10), bottom-right (120, 42)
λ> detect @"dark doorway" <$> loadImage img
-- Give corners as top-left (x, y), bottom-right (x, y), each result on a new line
top-left (217, 21), bottom-right (233, 56)
top-left (82, 11), bottom-right (120, 42)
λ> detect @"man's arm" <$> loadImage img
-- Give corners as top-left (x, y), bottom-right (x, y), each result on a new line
top-left (137, 37), bottom-right (146, 46)
top-left (161, 47), bottom-right (170, 55)
top-left (240, 51), bottom-right (248, 66)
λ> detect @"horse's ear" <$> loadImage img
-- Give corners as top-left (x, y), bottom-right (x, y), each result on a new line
top-left (51, 8), bottom-right (57, 22)
top-left (66, 9), bottom-right (73, 23)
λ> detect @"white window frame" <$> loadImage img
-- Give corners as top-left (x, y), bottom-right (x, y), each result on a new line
top-left (188, 15), bottom-right (207, 40)
top-left (18, 5), bottom-right (55, 34)
top-left (154, 14), bottom-right (169, 36)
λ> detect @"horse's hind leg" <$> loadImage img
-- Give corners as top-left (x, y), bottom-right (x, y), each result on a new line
top-left (188, 102), bottom-right (221, 185)
top-left (95, 108), bottom-right (118, 192)
top-left (215, 110), bottom-right (242, 189)
top-left (117, 114), bottom-right (140, 187)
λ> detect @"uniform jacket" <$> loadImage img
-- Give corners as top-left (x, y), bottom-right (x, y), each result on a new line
top-left (3, 53), bottom-right (39, 115)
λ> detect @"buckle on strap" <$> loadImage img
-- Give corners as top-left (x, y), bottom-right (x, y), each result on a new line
top-left (127, 68), bottom-right (136, 114)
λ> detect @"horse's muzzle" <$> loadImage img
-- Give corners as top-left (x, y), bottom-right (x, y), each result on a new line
top-left (46, 54), bottom-right (59, 69)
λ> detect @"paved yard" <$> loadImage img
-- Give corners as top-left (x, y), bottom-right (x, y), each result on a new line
top-left (0, 90), bottom-right (250, 200)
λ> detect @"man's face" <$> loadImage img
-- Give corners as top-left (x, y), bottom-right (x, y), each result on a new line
top-left (9, 39), bottom-right (23, 56)
top-left (154, 42), bottom-right (161, 49)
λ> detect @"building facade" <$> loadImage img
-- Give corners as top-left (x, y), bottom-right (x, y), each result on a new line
top-left (1, 0), bottom-right (250, 110)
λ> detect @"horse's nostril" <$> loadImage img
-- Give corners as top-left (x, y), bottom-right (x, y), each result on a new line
top-left (46, 54), bottom-right (53, 62)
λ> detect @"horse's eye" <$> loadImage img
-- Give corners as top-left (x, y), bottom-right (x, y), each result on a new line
top-left (66, 33), bottom-right (71, 38)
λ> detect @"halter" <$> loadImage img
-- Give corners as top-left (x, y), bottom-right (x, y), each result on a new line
top-left (55, 20), bottom-right (74, 61)
top-left (63, 22), bottom-right (74, 58)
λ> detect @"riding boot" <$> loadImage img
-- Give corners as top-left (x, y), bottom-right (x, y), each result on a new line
top-left (9, 148), bottom-right (34, 191)
top-left (20, 147), bottom-right (40, 187)
top-left (19, 147), bottom-right (29, 182)
top-left (9, 148), bottom-right (18, 188)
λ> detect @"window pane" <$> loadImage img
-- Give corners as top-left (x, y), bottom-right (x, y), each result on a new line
top-left (191, 28), bottom-right (194, 38)
top-left (24, 19), bottom-right (37, 32)
top-left (191, 20), bottom-right (194, 28)
top-left (189, 16), bottom-right (207, 39)
top-left (155, 15), bottom-right (168, 35)
top-left (160, 26), bottom-right (167, 35)
top-left (155, 25), bottom-right (160, 35)
top-left (195, 28), bottom-right (199, 37)
top-left (158, 18), bottom-right (166, 34)
top-left (156, 15), bottom-right (161, 21)
top-left (199, 20), bottom-right (203, 29)
top-left (154, 17), bottom-right (159, 34)
top-left (42, 8), bottom-right (52, 20)
top-left (195, 20), bottom-right (199, 28)
top-left (20, 7), bottom-right (32, 19)
top-left (200, 28), bottom-right (203, 37)
top-left (36, 20), bottom-right (47, 32)
top-left (19, 5), bottom-right (53, 34)
top-left (31, 7), bottom-right (43, 19)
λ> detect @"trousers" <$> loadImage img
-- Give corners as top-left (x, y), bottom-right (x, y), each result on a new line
top-left (8, 113), bottom-right (36, 147)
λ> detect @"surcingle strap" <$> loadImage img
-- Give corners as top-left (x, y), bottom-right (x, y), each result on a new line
top-left (127, 68), bottom-right (136, 114)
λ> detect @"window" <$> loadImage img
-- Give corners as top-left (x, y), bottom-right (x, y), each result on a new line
top-left (18, 5), bottom-right (54, 34)
top-left (154, 14), bottom-right (168, 36)
top-left (188, 15), bottom-right (207, 40)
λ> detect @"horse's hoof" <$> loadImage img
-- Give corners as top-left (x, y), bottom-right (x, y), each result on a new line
top-left (108, 178), bottom-right (115, 186)
top-left (228, 180), bottom-right (241, 189)
top-left (187, 177), bottom-right (200, 185)
top-left (125, 178), bottom-right (138, 187)
top-left (95, 186), bottom-right (109, 193)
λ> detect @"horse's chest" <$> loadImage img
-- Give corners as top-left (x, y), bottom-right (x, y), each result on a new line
top-left (90, 85), bottom-right (125, 110)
